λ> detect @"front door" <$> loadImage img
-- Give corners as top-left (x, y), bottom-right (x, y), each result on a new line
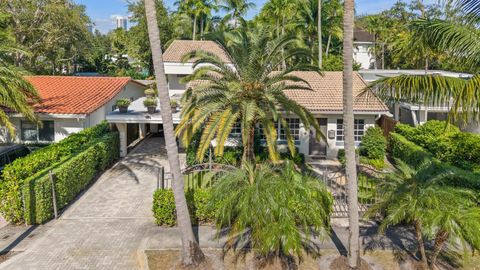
top-left (309, 118), bottom-right (328, 157)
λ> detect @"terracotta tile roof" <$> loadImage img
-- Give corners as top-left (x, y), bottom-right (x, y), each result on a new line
top-left (163, 40), bottom-right (231, 63)
top-left (187, 71), bottom-right (388, 113)
top-left (25, 76), bottom-right (140, 115)
top-left (354, 27), bottom-right (375, 43)
top-left (284, 71), bottom-right (389, 113)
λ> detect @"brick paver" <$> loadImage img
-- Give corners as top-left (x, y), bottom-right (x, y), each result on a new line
top-left (0, 137), bottom-right (175, 270)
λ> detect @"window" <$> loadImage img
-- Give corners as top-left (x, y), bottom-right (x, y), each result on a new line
top-left (229, 122), bottom-right (242, 138)
top-left (21, 120), bottom-right (54, 142)
top-left (336, 119), bottom-right (365, 142)
top-left (279, 118), bottom-right (300, 141)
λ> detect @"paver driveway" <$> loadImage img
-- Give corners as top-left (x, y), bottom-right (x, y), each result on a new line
top-left (0, 136), bottom-right (175, 270)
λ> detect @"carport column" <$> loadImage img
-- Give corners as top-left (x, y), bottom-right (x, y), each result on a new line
top-left (115, 123), bottom-right (128, 157)
top-left (139, 123), bottom-right (146, 139)
top-left (298, 123), bottom-right (309, 156)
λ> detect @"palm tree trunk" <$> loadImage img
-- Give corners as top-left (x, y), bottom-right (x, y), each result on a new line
top-left (342, 0), bottom-right (360, 268)
top-left (414, 220), bottom-right (429, 270)
top-left (326, 34), bottom-right (332, 57)
top-left (282, 16), bottom-right (286, 70)
top-left (430, 230), bottom-right (449, 268)
top-left (200, 16), bottom-right (204, 39)
top-left (144, 0), bottom-right (205, 266)
top-left (242, 124), bottom-right (255, 164)
top-left (193, 14), bottom-right (197, 40)
top-left (318, 0), bottom-right (322, 69)
top-left (373, 35), bottom-right (377, 70)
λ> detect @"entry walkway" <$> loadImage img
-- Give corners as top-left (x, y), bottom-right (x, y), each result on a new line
top-left (0, 136), bottom-right (177, 270)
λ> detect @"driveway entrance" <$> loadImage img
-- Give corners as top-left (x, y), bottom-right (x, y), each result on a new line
top-left (0, 137), bottom-right (177, 270)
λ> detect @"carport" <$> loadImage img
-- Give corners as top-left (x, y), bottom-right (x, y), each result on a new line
top-left (106, 97), bottom-right (181, 157)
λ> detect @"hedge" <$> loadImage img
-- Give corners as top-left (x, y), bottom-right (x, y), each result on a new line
top-left (23, 132), bottom-right (119, 224)
top-left (152, 188), bottom-right (216, 226)
top-left (389, 132), bottom-right (480, 191)
top-left (394, 121), bottom-right (480, 172)
top-left (0, 122), bottom-right (111, 224)
top-left (359, 126), bottom-right (387, 160)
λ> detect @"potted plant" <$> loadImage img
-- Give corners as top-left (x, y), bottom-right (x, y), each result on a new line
top-left (144, 88), bottom-right (155, 98)
top-left (170, 100), bottom-right (179, 112)
top-left (115, 98), bottom-right (131, 113)
top-left (143, 98), bottom-right (157, 114)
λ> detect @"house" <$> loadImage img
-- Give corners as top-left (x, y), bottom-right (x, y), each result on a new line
top-left (107, 40), bottom-right (390, 159)
top-left (0, 76), bottom-right (147, 143)
top-left (358, 69), bottom-right (480, 133)
top-left (354, 28), bottom-right (376, 70)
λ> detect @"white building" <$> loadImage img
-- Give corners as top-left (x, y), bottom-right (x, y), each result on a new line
top-left (359, 69), bottom-right (479, 133)
top-left (116, 16), bottom-right (128, 30)
top-left (354, 28), bottom-right (375, 70)
top-left (0, 76), bottom-right (146, 143)
top-left (107, 40), bottom-right (390, 159)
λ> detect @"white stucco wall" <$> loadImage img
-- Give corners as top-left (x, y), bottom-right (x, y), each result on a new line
top-left (353, 43), bottom-right (374, 70)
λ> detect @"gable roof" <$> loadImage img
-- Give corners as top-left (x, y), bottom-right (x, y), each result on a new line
top-left (163, 40), bottom-right (231, 63)
top-left (284, 71), bottom-right (388, 113)
top-left (354, 27), bottom-right (375, 43)
top-left (25, 76), bottom-right (144, 115)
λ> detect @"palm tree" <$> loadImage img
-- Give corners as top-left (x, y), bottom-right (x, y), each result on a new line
top-left (342, 0), bottom-right (360, 268)
top-left (218, 0), bottom-right (255, 28)
top-left (370, 0), bottom-right (480, 124)
top-left (209, 161), bottom-right (333, 269)
top-left (175, 30), bottom-right (323, 164)
top-left (368, 160), bottom-right (480, 269)
top-left (144, 0), bottom-right (205, 266)
top-left (318, 0), bottom-right (322, 69)
top-left (0, 12), bottom-right (40, 136)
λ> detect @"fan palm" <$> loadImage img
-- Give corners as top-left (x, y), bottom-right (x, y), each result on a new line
top-left (369, 0), bottom-right (480, 125)
top-left (175, 30), bottom-right (323, 163)
top-left (209, 161), bottom-right (333, 269)
top-left (367, 160), bottom-right (480, 269)
top-left (0, 12), bottom-right (40, 136)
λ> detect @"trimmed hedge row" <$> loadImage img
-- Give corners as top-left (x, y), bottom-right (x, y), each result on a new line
top-left (153, 188), bottom-right (216, 226)
top-left (0, 122), bottom-right (111, 224)
top-left (23, 132), bottom-right (119, 224)
top-left (394, 121), bottom-right (480, 172)
top-left (389, 132), bottom-right (480, 191)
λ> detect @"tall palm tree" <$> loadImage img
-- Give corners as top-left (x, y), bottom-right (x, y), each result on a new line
top-left (144, 0), bottom-right (205, 266)
top-left (175, 30), bottom-right (323, 164)
top-left (342, 0), bottom-right (360, 268)
top-left (219, 0), bottom-right (255, 28)
top-left (318, 0), bottom-right (322, 69)
top-left (368, 160), bottom-right (480, 269)
top-left (0, 12), bottom-right (40, 136)
top-left (370, 0), bottom-right (480, 124)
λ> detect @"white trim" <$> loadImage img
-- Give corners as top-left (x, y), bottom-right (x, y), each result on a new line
top-left (9, 113), bottom-right (87, 119)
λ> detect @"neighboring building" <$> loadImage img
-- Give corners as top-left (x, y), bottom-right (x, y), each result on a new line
top-left (0, 76), bottom-right (146, 143)
top-left (359, 69), bottom-right (479, 133)
top-left (116, 16), bottom-right (128, 30)
top-left (354, 28), bottom-right (375, 70)
top-left (107, 40), bottom-right (390, 159)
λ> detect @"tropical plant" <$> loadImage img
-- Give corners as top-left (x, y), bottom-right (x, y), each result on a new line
top-left (143, 97), bottom-right (158, 107)
top-left (367, 160), bottom-right (480, 269)
top-left (0, 11), bottom-right (40, 136)
top-left (209, 161), bottom-right (333, 268)
top-left (218, 0), bottom-right (255, 28)
top-left (115, 98), bottom-right (131, 108)
top-left (144, 88), bottom-right (156, 96)
top-left (176, 30), bottom-right (323, 164)
top-left (342, 0), bottom-right (361, 268)
top-left (370, 0), bottom-right (480, 125)
top-left (144, 0), bottom-right (205, 266)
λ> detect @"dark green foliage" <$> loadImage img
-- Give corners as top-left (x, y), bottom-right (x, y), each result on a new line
top-left (394, 121), bottom-right (479, 172)
top-left (360, 126), bottom-right (387, 160)
top-left (209, 162), bottom-right (333, 264)
top-left (389, 132), bottom-right (480, 191)
top-left (256, 148), bottom-right (305, 166)
top-left (22, 132), bottom-right (119, 224)
top-left (0, 122), bottom-right (111, 224)
top-left (152, 188), bottom-right (216, 226)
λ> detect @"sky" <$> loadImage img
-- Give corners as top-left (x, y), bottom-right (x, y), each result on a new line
top-left (75, 0), bottom-right (437, 34)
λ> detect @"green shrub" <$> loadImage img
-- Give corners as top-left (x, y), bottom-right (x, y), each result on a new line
top-left (0, 122), bottom-right (111, 224)
top-left (389, 133), bottom-right (432, 168)
top-left (22, 132), bottom-right (119, 224)
top-left (152, 188), bottom-right (216, 226)
top-left (359, 126), bottom-right (387, 160)
top-left (115, 98), bottom-right (131, 107)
